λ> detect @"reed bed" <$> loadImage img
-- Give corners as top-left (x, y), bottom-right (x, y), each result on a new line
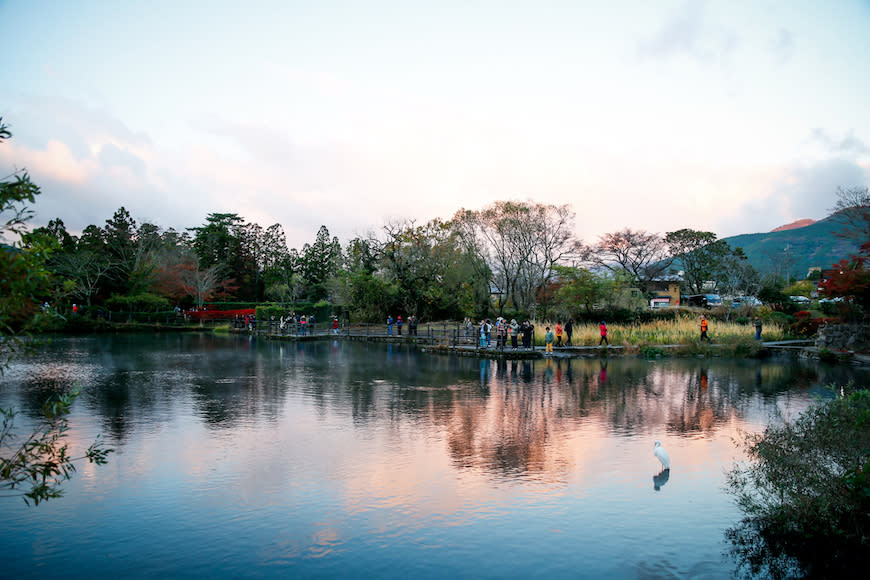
top-left (532, 318), bottom-right (785, 346)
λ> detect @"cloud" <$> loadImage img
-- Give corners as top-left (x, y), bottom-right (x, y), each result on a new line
top-left (809, 128), bottom-right (869, 155)
top-left (5, 95), bottom-right (151, 159)
top-left (98, 143), bottom-right (147, 177)
top-left (636, 0), bottom-right (737, 65)
top-left (0, 139), bottom-right (91, 185)
top-left (717, 157), bottom-right (870, 235)
top-left (770, 28), bottom-right (795, 65)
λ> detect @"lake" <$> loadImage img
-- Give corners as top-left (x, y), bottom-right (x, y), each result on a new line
top-left (1, 334), bottom-right (867, 578)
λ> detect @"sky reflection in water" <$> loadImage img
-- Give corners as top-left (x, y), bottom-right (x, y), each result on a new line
top-left (1, 334), bottom-right (866, 578)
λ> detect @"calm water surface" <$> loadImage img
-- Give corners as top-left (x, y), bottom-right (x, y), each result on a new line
top-left (1, 334), bottom-right (867, 578)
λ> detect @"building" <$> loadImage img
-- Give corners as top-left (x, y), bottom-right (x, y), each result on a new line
top-left (647, 279), bottom-right (682, 308)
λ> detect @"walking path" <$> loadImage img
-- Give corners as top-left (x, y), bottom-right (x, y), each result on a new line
top-left (240, 328), bottom-right (868, 364)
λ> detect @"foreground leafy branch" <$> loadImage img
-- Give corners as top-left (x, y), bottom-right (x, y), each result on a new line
top-left (0, 389), bottom-right (113, 506)
top-left (725, 386), bottom-right (870, 579)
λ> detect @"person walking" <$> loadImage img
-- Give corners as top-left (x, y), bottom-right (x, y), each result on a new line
top-left (599, 321), bottom-right (609, 346)
top-left (545, 326), bottom-right (555, 355)
top-left (332, 316), bottom-right (340, 335)
top-left (387, 315), bottom-right (394, 336)
top-left (753, 316), bottom-right (762, 341)
top-left (397, 315), bottom-right (403, 335)
top-left (700, 315), bottom-right (710, 342)
top-left (565, 318), bottom-right (574, 346)
top-left (555, 321), bottom-right (563, 347)
top-left (510, 319), bottom-right (519, 349)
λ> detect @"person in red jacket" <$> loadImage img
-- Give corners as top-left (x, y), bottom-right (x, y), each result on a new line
top-left (599, 321), bottom-right (609, 346)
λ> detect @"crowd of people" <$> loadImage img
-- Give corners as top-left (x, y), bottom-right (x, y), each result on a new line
top-left (465, 317), bottom-right (563, 351)
top-left (233, 312), bottom-right (345, 336)
top-left (386, 315), bottom-right (420, 336)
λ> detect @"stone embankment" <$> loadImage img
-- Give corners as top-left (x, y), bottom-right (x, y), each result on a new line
top-left (816, 323), bottom-right (869, 352)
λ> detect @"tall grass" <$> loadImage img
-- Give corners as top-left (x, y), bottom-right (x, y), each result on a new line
top-left (531, 318), bottom-right (785, 346)
top-left (212, 323), bottom-right (231, 334)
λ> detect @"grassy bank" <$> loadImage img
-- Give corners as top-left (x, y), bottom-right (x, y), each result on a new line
top-left (532, 318), bottom-right (786, 348)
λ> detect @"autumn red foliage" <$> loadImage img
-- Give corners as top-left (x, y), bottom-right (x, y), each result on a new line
top-left (818, 242), bottom-right (870, 309)
top-left (789, 311), bottom-right (843, 337)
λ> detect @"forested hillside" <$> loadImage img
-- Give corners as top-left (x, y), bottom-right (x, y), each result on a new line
top-left (722, 215), bottom-right (860, 279)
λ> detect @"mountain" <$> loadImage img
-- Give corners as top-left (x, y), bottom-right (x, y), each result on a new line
top-left (771, 218), bottom-right (816, 232)
top-left (722, 215), bottom-right (860, 279)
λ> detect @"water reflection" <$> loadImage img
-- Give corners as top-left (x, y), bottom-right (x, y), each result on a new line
top-left (3, 336), bottom-right (866, 468)
top-left (1, 335), bottom-right (869, 579)
top-left (653, 469), bottom-right (670, 491)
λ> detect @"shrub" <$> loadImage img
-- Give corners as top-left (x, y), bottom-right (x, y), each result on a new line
top-left (638, 345), bottom-right (667, 359)
top-left (789, 312), bottom-right (843, 338)
top-left (764, 311), bottom-right (793, 328)
top-left (105, 293), bottom-right (170, 312)
top-left (726, 387), bottom-right (870, 579)
top-left (817, 348), bottom-right (837, 364)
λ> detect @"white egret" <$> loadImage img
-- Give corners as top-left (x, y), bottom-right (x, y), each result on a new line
top-left (654, 440), bottom-right (670, 470)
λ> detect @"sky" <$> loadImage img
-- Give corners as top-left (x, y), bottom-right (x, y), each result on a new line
top-left (1, 0), bottom-right (869, 250)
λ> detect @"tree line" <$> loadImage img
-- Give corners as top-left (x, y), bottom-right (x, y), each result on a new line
top-left (4, 116), bottom-right (868, 332)
top-left (12, 203), bottom-right (765, 323)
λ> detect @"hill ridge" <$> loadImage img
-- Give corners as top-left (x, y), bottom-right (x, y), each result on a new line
top-left (722, 215), bottom-right (859, 278)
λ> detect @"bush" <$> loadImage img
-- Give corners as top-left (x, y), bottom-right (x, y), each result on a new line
top-left (255, 304), bottom-right (293, 322)
top-left (205, 302), bottom-right (259, 310)
top-left (817, 348), bottom-right (837, 364)
top-left (726, 387), bottom-right (870, 579)
top-left (732, 339), bottom-right (763, 358)
top-left (764, 311), bottom-right (793, 328)
top-left (789, 311), bottom-right (842, 338)
top-left (104, 293), bottom-right (170, 312)
top-left (638, 345), bottom-right (668, 359)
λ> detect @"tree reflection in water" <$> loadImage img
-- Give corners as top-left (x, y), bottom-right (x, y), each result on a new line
top-left (3, 335), bottom-right (870, 578)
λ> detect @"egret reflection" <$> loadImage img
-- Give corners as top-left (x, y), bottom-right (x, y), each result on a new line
top-left (653, 468), bottom-right (670, 491)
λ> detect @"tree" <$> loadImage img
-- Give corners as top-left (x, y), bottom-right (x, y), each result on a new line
top-left (299, 225), bottom-right (342, 301)
top-left (829, 185), bottom-right (870, 242)
top-left (372, 218), bottom-right (487, 320)
top-left (453, 200), bottom-right (577, 315)
top-left (665, 229), bottom-right (729, 294)
top-left (714, 246), bottom-right (760, 305)
top-left (818, 241), bottom-right (870, 313)
top-left (725, 387), bottom-right (870, 579)
top-left (149, 228), bottom-right (195, 305)
top-left (1, 116), bottom-right (111, 505)
top-left (585, 228), bottom-right (671, 294)
top-left (1, 116), bottom-right (51, 359)
top-left (1, 390), bottom-right (112, 505)
top-left (0, 123), bottom-right (38, 245)
top-left (261, 223), bottom-right (291, 291)
top-left (25, 218), bottom-right (76, 252)
top-left (188, 213), bottom-right (251, 301)
top-left (551, 265), bottom-right (613, 316)
top-left (52, 248), bottom-right (115, 307)
top-left (181, 262), bottom-right (225, 309)
top-left (338, 236), bottom-right (400, 321)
